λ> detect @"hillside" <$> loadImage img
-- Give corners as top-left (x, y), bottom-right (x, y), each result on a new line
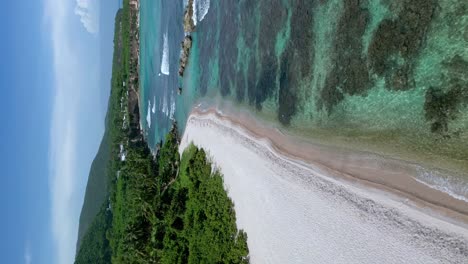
top-left (75, 8), bottom-right (124, 253)
top-left (75, 132), bottom-right (110, 251)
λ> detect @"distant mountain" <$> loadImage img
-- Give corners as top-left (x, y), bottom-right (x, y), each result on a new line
top-left (75, 9), bottom-right (123, 254)
top-left (76, 131), bottom-right (110, 252)
top-left (75, 203), bottom-right (112, 264)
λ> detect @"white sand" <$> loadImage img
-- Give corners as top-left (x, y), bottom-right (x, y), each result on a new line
top-left (180, 113), bottom-right (468, 264)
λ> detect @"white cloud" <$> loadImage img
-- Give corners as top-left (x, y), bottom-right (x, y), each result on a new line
top-left (44, 0), bottom-right (102, 263)
top-left (24, 243), bottom-right (32, 264)
top-left (75, 0), bottom-right (99, 34)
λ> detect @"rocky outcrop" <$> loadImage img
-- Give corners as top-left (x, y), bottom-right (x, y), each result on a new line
top-left (178, 35), bottom-right (193, 77)
top-left (184, 0), bottom-right (196, 33)
top-left (179, 0), bottom-right (196, 78)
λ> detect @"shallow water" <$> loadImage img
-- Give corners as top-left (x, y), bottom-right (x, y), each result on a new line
top-left (140, 0), bottom-right (468, 194)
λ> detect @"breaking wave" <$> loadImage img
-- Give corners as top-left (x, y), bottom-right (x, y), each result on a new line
top-left (161, 93), bottom-right (168, 116)
top-left (146, 100), bottom-right (152, 128)
top-left (415, 167), bottom-right (468, 203)
top-left (192, 0), bottom-right (210, 26)
top-left (169, 96), bottom-right (176, 119)
top-left (159, 92), bottom-right (176, 120)
top-left (160, 33), bottom-right (170, 75)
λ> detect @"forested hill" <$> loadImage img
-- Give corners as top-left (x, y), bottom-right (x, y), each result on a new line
top-left (76, 8), bottom-right (123, 253)
top-left (75, 131), bottom-right (110, 252)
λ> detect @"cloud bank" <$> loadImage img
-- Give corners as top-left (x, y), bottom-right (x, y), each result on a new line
top-left (44, 0), bottom-right (102, 263)
top-left (75, 0), bottom-right (99, 34)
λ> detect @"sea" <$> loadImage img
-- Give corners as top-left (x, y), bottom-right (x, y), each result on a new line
top-left (140, 0), bottom-right (468, 201)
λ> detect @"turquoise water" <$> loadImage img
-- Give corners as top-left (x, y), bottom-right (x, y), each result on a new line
top-left (141, 0), bottom-right (468, 176)
top-left (140, 0), bottom-right (184, 148)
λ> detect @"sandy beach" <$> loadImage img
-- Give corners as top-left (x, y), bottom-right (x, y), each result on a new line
top-left (180, 109), bottom-right (468, 263)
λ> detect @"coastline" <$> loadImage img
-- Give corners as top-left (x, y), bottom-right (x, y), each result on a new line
top-left (180, 110), bottom-right (468, 263)
top-left (186, 106), bottom-right (468, 225)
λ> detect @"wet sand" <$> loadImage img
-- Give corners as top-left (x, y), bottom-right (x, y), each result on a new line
top-left (180, 108), bottom-right (468, 263)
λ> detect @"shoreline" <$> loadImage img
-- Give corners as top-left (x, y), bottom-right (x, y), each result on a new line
top-left (188, 106), bottom-right (468, 226)
top-left (180, 110), bottom-right (468, 263)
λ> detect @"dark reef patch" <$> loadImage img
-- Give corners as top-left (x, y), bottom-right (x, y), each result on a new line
top-left (250, 0), bottom-right (287, 109)
top-left (320, 76), bottom-right (345, 113)
top-left (240, 0), bottom-right (258, 48)
top-left (442, 55), bottom-right (468, 78)
top-left (235, 68), bottom-right (246, 102)
top-left (198, 2), bottom-right (219, 96)
top-left (368, 0), bottom-right (436, 90)
top-left (288, 0), bottom-right (315, 78)
top-left (424, 56), bottom-right (468, 135)
top-left (257, 0), bottom-right (287, 57)
top-left (275, 0), bottom-right (316, 125)
top-left (424, 86), bottom-right (465, 134)
top-left (255, 56), bottom-right (278, 110)
top-left (320, 0), bottom-right (370, 112)
top-left (236, 0), bottom-right (259, 102)
top-left (278, 49), bottom-right (298, 126)
top-left (246, 56), bottom-right (258, 106)
top-left (218, 0), bottom-right (240, 97)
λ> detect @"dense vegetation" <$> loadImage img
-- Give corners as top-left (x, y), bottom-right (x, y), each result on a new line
top-left (76, 133), bottom-right (110, 251)
top-left (109, 132), bottom-right (249, 263)
top-left (76, 127), bottom-right (250, 264)
top-left (75, 1), bottom-right (249, 263)
top-left (75, 205), bottom-right (112, 264)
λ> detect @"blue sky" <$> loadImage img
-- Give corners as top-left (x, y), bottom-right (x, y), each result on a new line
top-left (0, 1), bottom-right (118, 263)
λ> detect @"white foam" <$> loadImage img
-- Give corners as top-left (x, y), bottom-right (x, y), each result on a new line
top-left (161, 94), bottom-right (169, 117)
top-left (146, 100), bottom-right (152, 128)
top-left (152, 96), bottom-right (156, 114)
top-left (414, 168), bottom-right (468, 203)
top-left (192, 0), bottom-right (197, 26)
top-left (170, 96), bottom-right (176, 119)
top-left (160, 33), bottom-right (170, 75)
top-left (192, 0), bottom-right (210, 26)
top-left (197, 0), bottom-right (210, 22)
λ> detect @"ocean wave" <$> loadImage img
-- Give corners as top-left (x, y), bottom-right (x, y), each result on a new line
top-left (146, 100), bottom-right (152, 128)
top-left (170, 96), bottom-right (176, 119)
top-left (152, 96), bottom-right (156, 114)
top-left (161, 94), bottom-right (168, 116)
top-left (192, 0), bottom-right (210, 26)
top-left (414, 167), bottom-right (468, 203)
top-left (160, 33), bottom-right (170, 75)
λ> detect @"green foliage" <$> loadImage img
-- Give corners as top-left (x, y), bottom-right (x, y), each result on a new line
top-left (177, 146), bottom-right (250, 264)
top-left (75, 204), bottom-right (112, 264)
top-left (76, 132), bottom-right (110, 251)
top-left (109, 136), bottom-right (249, 264)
